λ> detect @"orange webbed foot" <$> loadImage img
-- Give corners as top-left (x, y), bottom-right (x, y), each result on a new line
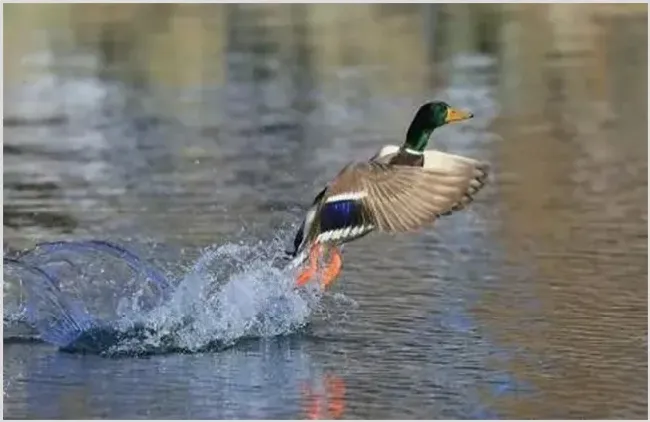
top-left (320, 247), bottom-right (342, 289)
top-left (295, 244), bottom-right (323, 287)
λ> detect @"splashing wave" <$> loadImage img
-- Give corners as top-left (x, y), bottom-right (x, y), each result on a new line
top-left (3, 236), bottom-right (330, 356)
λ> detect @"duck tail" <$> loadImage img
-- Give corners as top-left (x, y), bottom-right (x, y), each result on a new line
top-left (281, 214), bottom-right (309, 269)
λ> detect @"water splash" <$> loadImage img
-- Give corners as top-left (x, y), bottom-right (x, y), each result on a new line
top-left (3, 236), bottom-right (328, 356)
top-left (19, 240), bottom-right (173, 297)
top-left (3, 258), bottom-right (95, 347)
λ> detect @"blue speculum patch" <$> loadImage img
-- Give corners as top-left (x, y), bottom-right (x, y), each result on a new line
top-left (320, 200), bottom-right (364, 233)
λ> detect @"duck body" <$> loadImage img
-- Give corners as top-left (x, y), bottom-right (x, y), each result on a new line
top-left (287, 101), bottom-right (489, 289)
top-left (288, 146), bottom-right (424, 263)
top-left (287, 147), bottom-right (488, 262)
top-left (288, 146), bottom-right (429, 262)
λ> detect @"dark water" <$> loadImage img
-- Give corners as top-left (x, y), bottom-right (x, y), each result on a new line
top-left (3, 4), bottom-right (648, 419)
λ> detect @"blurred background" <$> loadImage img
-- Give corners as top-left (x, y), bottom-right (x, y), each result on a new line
top-left (3, 3), bottom-right (648, 420)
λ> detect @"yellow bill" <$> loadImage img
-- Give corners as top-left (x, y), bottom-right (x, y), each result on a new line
top-left (445, 107), bottom-right (474, 123)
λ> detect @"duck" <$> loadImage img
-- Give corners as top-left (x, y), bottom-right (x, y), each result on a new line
top-left (286, 101), bottom-right (489, 289)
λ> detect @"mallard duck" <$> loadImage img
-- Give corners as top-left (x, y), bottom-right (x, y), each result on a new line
top-left (287, 101), bottom-right (489, 289)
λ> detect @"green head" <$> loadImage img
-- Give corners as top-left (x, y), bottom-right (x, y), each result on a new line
top-left (403, 101), bottom-right (474, 152)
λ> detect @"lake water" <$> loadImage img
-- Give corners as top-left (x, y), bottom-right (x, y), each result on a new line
top-left (3, 4), bottom-right (648, 419)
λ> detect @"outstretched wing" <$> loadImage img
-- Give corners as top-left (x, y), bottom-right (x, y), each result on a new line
top-left (421, 150), bottom-right (489, 216)
top-left (325, 161), bottom-right (485, 232)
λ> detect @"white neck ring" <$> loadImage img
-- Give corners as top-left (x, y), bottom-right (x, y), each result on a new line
top-left (404, 148), bottom-right (424, 156)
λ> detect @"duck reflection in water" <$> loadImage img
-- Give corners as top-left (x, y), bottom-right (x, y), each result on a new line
top-left (301, 374), bottom-right (346, 419)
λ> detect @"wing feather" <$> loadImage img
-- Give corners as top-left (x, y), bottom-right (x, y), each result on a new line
top-left (421, 150), bottom-right (489, 216)
top-left (325, 161), bottom-right (486, 233)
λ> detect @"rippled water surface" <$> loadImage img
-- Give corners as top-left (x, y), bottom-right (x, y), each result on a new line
top-left (3, 4), bottom-right (648, 419)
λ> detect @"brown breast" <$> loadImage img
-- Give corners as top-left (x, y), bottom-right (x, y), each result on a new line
top-left (388, 151), bottom-right (424, 167)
